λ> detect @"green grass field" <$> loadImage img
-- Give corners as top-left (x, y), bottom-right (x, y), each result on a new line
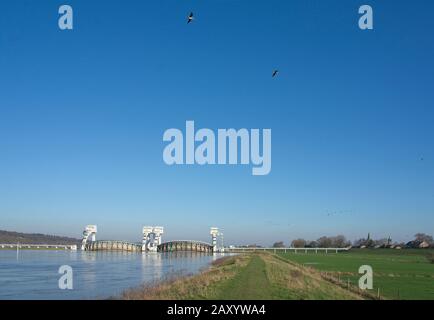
top-left (215, 255), bottom-right (274, 299)
top-left (278, 249), bottom-right (434, 300)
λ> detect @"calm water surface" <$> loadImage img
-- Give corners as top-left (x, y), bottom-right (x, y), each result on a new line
top-left (0, 250), bottom-right (227, 300)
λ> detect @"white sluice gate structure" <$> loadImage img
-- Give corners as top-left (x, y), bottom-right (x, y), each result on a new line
top-left (210, 227), bottom-right (219, 252)
top-left (142, 226), bottom-right (164, 252)
top-left (81, 225), bottom-right (97, 250)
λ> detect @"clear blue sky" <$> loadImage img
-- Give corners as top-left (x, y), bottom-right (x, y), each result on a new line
top-left (0, 0), bottom-right (433, 245)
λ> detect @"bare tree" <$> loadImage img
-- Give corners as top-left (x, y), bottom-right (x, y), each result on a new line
top-left (331, 235), bottom-right (350, 248)
top-left (353, 238), bottom-right (366, 247)
top-left (414, 233), bottom-right (433, 244)
top-left (272, 241), bottom-right (286, 248)
top-left (317, 236), bottom-right (333, 248)
top-left (306, 241), bottom-right (318, 248)
top-left (291, 239), bottom-right (306, 248)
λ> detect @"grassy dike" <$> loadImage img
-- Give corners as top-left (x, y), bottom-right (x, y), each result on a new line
top-left (122, 253), bottom-right (366, 300)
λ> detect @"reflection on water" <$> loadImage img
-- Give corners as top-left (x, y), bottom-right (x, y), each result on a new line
top-left (0, 250), bottom-right (228, 300)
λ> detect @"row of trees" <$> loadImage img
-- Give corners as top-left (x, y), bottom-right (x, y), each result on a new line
top-left (353, 233), bottom-right (433, 248)
top-left (272, 235), bottom-right (351, 249)
top-left (272, 233), bottom-right (434, 249)
top-left (293, 235), bottom-right (351, 248)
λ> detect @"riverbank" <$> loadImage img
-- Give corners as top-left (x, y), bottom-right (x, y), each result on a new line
top-left (0, 230), bottom-right (80, 246)
top-left (121, 253), bottom-right (367, 300)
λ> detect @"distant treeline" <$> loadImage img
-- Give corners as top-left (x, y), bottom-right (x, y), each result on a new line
top-left (0, 230), bottom-right (81, 245)
top-left (266, 233), bottom-right (434, 249)
top-left (270, 235), bottom-right (351, 249)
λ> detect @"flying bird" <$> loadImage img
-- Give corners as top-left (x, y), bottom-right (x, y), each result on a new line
top-left (327, 210), bottom-right (353, 217)
top-left (187, 12), bottom-right (194, 24)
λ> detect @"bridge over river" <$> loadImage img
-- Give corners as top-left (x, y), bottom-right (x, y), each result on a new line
top-left (158, 240), bottom-right (213, 253)
top-left (84, 240), bottom-right (214, 253)
top-left (84, 240), bottom-right (142, 252)
top-left (81, 225), bottom-right (222, 253)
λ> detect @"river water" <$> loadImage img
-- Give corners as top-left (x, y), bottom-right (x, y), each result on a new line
top-left (0, 250), bottom-right (226, 300)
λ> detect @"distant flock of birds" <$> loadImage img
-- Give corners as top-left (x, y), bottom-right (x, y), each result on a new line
top-left (187, 12), bottom-right (279, 78)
